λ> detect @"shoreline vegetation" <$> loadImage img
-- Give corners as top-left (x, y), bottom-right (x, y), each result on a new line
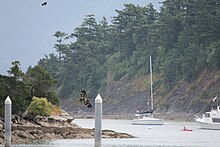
top-left (0, 110), bottom-right (134, 145)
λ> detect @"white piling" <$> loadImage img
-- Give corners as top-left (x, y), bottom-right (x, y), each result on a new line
top-left (5, 96), bottom-right (12, 147)
top-left (95, 94), bottom-right (102, 147)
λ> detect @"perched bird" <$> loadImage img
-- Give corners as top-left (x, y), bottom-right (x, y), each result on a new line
top-left (41, 2), bottom-right (47, 6)
top-left (80, 90), bottom-right (92, 108)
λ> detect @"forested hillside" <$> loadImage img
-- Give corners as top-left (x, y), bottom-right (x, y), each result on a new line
top-left (38, 0), bottom-right (220, 114)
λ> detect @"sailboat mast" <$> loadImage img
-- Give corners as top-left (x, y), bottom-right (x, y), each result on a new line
top-left (150, 56), bottom-right (153, 111)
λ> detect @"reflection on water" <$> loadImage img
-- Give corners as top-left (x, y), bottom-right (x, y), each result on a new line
top-left (3, 119), bottom-right (220, 147)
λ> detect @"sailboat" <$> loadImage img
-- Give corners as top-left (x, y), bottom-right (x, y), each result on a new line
top-left (131, 56), bottom-right (163, 125)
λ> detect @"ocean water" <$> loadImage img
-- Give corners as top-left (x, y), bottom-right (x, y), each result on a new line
top-left (2, 119), bottom-right (220, 147)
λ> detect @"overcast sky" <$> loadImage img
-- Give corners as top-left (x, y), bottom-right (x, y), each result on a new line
top-left (0, 0), bottom-right (162, 75)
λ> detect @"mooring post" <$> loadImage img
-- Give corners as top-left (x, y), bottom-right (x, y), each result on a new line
top-left (5, 96), bottom-right (12, 147)
top-left (95, 94), bottom-right (102, 147)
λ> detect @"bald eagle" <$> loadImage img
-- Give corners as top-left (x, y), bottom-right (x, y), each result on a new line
top-left (80, 90), bottom-right (92, 108)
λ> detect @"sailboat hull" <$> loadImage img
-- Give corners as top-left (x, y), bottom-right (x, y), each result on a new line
top-left (131, 117), bottom-right (163, 125)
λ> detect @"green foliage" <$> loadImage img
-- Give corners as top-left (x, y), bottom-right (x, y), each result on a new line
top-left (7, 61), bottom-right (24, 79)
top-left (24, 66), bottom-right (59, 105)
top-left (0, 62), bottom-right (60, 116)
top-left (27, 96), bottom-right (61, 116)
top-left (38, 0), bottom-right (220, 103)
top-left (0, 61), bottom-right (31, 116)
top-left (0, 75), bottom-right (30, 116)
top-left (206, 41), bottom-right (220, 69)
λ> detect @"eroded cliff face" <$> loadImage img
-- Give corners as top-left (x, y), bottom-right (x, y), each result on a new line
top-left (62, 70), bottom-right (220, 116)
top-left (166, 70), bottom-right (220, 114)
top-left (103, 70), bottom-right (220, 115)
top-left (103, 76), bottom-right (151, 114)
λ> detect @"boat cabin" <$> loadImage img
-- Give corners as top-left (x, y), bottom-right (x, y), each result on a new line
top-left (203, 106), bottom-right (220, 123)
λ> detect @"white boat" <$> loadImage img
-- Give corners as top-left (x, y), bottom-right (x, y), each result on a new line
top-left (131, 56), bottom-right (163, 125)
top-left (132, 112), bottom-right (163, 125)
top-left (195, 98), bottom-right (220, 130)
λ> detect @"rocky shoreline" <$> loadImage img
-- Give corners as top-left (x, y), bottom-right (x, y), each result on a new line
top-left (0, 110), bottom-right (196, 145)
top-left (0, 110), bottom-right (134, 145)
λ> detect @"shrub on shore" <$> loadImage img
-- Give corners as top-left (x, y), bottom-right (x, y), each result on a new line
top-left (27, 96), bottom-right (61, 116)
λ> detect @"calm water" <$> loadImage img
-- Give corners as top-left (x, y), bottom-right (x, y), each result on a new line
top-left (3, 119), bottom-right (220, 147)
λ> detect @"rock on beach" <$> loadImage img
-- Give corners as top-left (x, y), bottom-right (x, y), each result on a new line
top-left (0, 110), bottom-right (134, 144)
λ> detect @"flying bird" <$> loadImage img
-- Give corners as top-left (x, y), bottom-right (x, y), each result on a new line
top-left (41, 2), bottom-right (47, 6)
top-left (80, 90), bottom-right (92, 108)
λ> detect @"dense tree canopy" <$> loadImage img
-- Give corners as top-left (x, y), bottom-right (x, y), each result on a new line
top-left (0, 62), bottom-right (59, 116)
top-left (36, 0), bottom-right (220, 102)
